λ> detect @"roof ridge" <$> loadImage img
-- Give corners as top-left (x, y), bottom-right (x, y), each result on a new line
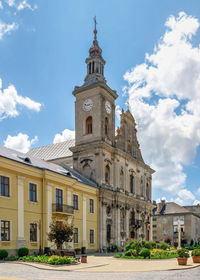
top-left (29, 139), bottom-right (75, 151)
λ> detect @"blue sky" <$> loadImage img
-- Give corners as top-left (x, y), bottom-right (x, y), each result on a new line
top-left (0, 0), bottom-right (200, 204)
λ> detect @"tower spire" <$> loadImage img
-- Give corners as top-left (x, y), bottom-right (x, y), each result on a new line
top-left (93, 16), bottom-right (97, 40)
top-left (84, 18), bottom-right (106, 86)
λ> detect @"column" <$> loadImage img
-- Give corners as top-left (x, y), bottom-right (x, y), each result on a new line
top-left (17, 176), bottom-right (25, 248)
top-left (82, 195), bottom-right (88, 247)
top-left (116, 207), bottom-right (121, 247)
top-left (125, 210), bottom-right (130, 239)
top-left (46, 183), bottom-right (52, 246)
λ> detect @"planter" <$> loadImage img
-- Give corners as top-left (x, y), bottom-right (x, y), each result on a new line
top-left (192, 256), bottom-right (200, 263)
top-left (177, 257), bottom-right (188, 265)
top-left (81, 255), bottom-right (87, 263)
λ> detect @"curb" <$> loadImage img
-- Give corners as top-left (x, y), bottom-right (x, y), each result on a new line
top-left (12, 261), bottom-right (109, 272)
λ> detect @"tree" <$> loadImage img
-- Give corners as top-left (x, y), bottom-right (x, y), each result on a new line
top-left (47, 220), bottom-right (73, 249)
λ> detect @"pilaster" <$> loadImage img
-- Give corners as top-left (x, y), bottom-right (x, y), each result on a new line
top-left (82, 195), bottom-right (88, 247)
top-left (17, 176), bottom-right (25, 248)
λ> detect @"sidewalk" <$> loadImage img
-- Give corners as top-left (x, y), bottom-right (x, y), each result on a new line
top-left (14, 256), bottom-right (200, 272)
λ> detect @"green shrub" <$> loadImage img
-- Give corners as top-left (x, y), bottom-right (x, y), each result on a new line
top-left (159, 242), bottom-right (170, 250)
top-left (0, 250), bottom-right (8, 260)
top-left (124, 249), bottom-right (137, 257)
top-left (191, 249), bottom-right (200, 256)
top-left (140, 248), bottom-right (150, 259)
top-left (125, 240), bottom-right (142, 254)
top-left (4, 256), bottom-right (18, 261)
top-left (20, 255), bottom-right (76, 265)
top-left (177, 248), bottom-right (189, 258)
top-left (18, 248), bottom-right (29, 257)
top-left (114, 254), bottom-right (122, 258)
top-left (143, 241), bottom-right (156, 249)
top-left (47, 255), bottom-right (76, 265)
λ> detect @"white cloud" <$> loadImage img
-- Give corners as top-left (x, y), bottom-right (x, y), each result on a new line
top-left (193, 200), bottom-right (200, 205)
top-left (196, 188), bottom-right (200, 195)
top-left (53, 129), bottom-right (75, 144)
top-left (0, 1), bottom-right (3, 8)
top-left (4, 133), bottom-right (38, 153)
top-left (115, 105), bottom-right (121, 120)
top-left (0, 21), bottom-right (18, 39)
top-left (124, 12), bottom-right (200, 204)
top-left (0, 79), bottom-right (41, 120)
top-left (4, 0), bottom-right (37, 10)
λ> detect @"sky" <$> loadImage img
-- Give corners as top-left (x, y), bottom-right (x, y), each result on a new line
top-left (0, 0), bottom-right (200, 205)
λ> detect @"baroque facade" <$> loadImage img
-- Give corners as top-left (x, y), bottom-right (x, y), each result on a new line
top-left (28, 23), bottom-right (155, 250)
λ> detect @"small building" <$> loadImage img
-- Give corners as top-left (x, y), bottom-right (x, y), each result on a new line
top-left (0, 146), bottom-right (99, 255)
top-left (151, 200), bottom-right (200, 246)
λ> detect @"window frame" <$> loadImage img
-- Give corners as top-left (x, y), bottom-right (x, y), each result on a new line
top-left (89, 229), bottom-right (95, 244)
top-left (0, 176), bottom-right (10, 197)
top-left (30, 223), bottom-right (37, 242)
top-left (29, 183), bottom-right (37, 202)
top-left (73, 228), bottom-right (79, 244)
top-left (73, 194), bottom-right (79, 210)
top-left (89, 199), bottom-right (94, 213)
top-left (86, 116), bottom-right (93, 134)
top-left (0, 220), bottom-right (11, 241)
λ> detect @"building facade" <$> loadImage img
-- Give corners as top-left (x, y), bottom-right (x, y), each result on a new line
top-left (152, 200), bottom-right (200, 246)
top-left (0, 146), bottom-right (99, 254)
top-left (28, 23), bottom-right (154, 250)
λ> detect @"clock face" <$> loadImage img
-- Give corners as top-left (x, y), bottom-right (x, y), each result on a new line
top-left (105, 101), bottom-right (111, 114)
top-left (82, 99), bottom-right (93, 112)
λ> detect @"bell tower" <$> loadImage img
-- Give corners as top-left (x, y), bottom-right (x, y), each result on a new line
top-left (70, 18), bottom-right (118, 185)
top-left (72, 18), bottom-right (118, 148)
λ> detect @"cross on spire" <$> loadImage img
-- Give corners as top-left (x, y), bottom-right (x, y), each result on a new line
top-left (93, 16), bottom-right (97, 40)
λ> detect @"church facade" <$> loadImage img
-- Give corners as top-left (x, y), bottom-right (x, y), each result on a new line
top-left (28, 23), bottom-right (155, 250)
top-left (70, 24), bottom-right (154, 249)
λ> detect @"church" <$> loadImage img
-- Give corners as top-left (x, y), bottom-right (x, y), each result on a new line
top-left (28, 21), bottom-right (155, 250)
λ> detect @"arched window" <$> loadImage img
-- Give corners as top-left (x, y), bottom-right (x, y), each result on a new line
top-left (86, 116), bottom-right (92, 134)
top-left (92, 61), bottom-right (94, 73)
top-left (130, 174), bottom-right (135, 194)
top-left (120, 168), bottom-right (124, 189)
top-left (89, 63), bottom-right (91, 74)
top-left (105, 117), bottom-right (109, 136)
top-left (107, 224), bottom-right (111, 243)
top-left (105, 165), bottom-right (110, 184)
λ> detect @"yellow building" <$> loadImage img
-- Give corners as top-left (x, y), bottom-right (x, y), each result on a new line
top-left (0, 146), bottom-right (99, 255)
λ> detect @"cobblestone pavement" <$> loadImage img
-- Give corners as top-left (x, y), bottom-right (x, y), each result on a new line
top-left (0, 263), bottom-right (200, 280)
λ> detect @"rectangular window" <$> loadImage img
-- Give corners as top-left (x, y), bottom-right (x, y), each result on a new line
top-left (1, 220), bottom-right (10, 241)
top-left (73, 194), bottom-right (78, 210)
top-left (56, 189), bottom-right (63, 211)
top-left (90, 229), bottom-right (94, 244)
top-left (89, 199), bottom-right (94, 213)
top-left (30, 223), bottom-right (37, 242)
top-left (74, 228), bottom-right (78, 243)
top-left (29, 183), bottom-right (37, 202)
top-left (0, 176), bottom-right (10, 197)
top-left (153, 224), bottom-right (157, 228)
top-left (152, 217), bottom-right (157, 221)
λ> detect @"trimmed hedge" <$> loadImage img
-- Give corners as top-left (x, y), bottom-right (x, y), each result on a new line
top-left (0, 250), bottom-right (8, 260)
top-left (18, 247), bottom-right (29, 257)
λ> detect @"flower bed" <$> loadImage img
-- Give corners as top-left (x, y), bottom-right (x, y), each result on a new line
top-left (19, 255), bottom-right (77, 265)
top-left (114, 240), bottom-right (178, 260)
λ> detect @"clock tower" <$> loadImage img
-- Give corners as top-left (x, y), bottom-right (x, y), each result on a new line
top-left (72, 21), bottom-right (117, 143)
top-left (70, 19), bottom-right (154, 250)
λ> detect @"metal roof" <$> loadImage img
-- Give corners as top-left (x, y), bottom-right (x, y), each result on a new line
top-left (0, 145), bottom-right (97, 188)
top-left (27, 140), bottom-right (75, 161)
